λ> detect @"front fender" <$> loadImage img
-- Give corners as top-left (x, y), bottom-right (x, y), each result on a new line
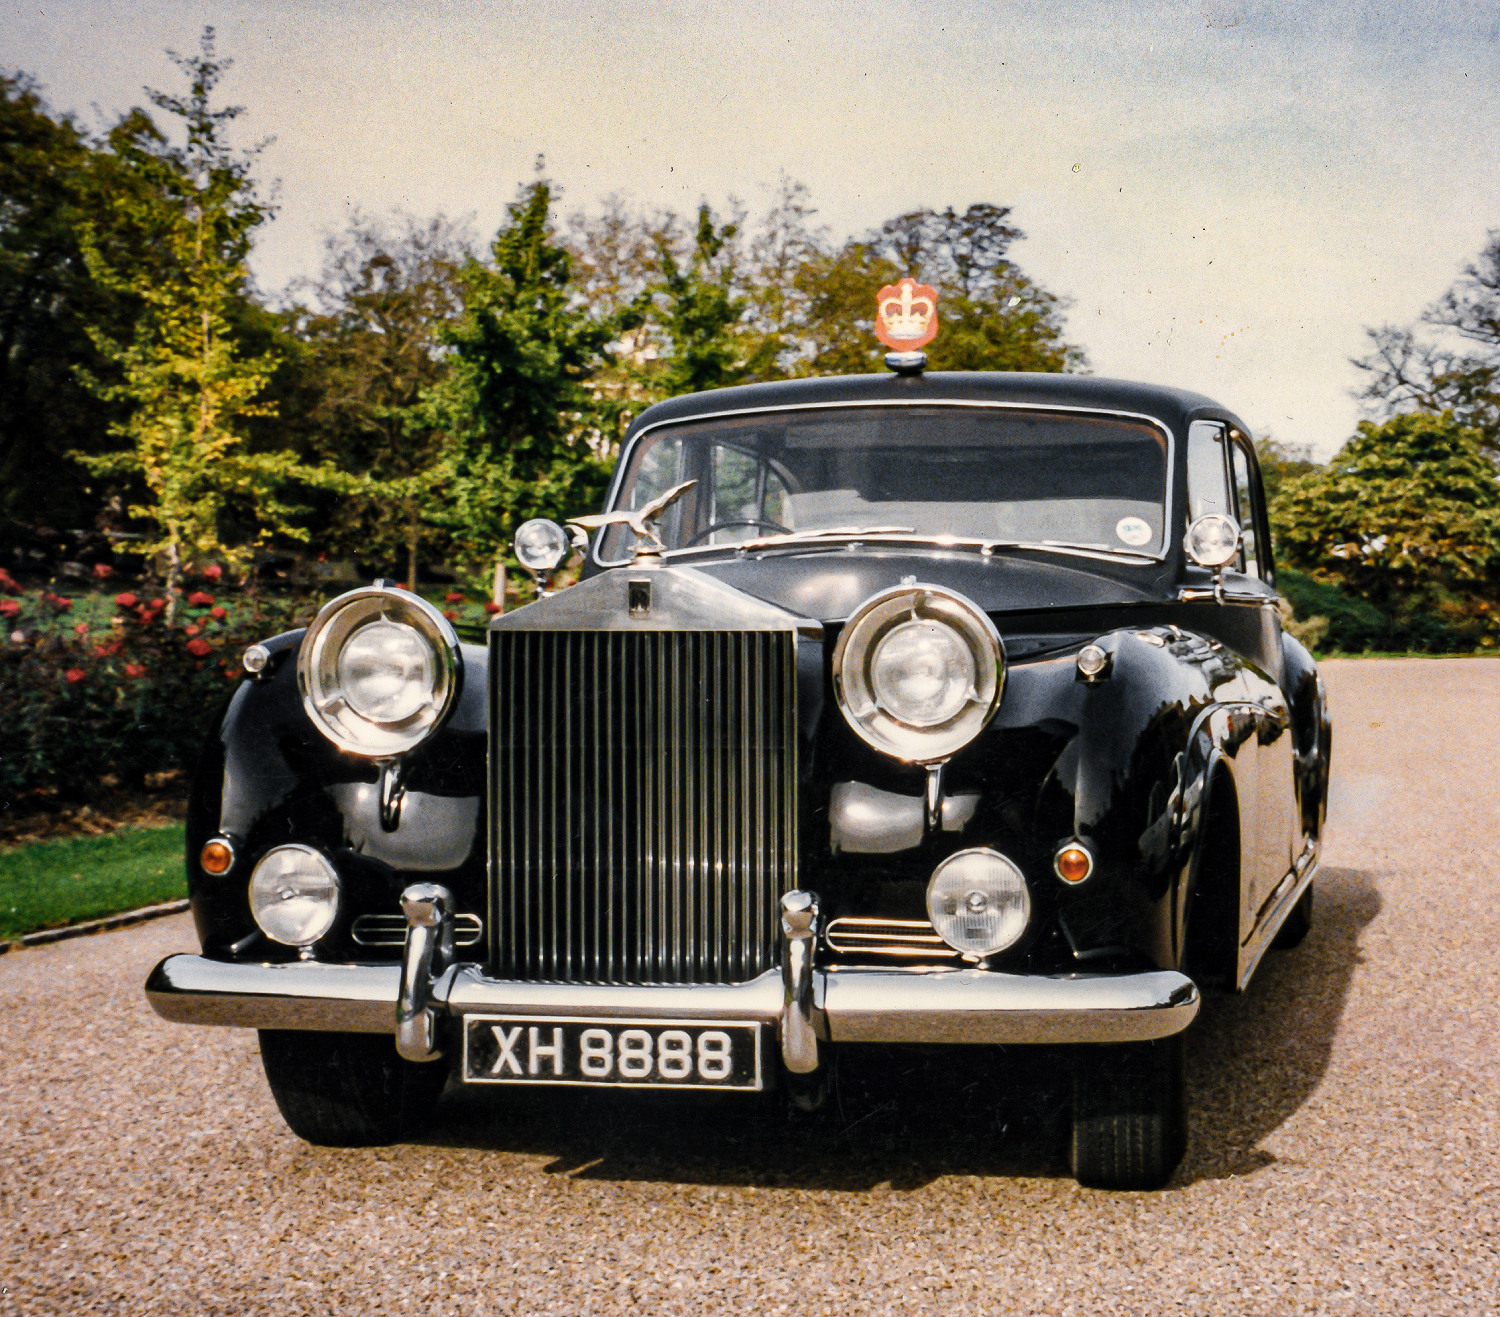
top-left (185, 637), bottom-right (490, 960)
top-left (1033, 627), bottom-right (1251, 971)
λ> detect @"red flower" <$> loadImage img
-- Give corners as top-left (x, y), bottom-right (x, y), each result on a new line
top-left (51, 595), bottom-right (72, 611)
top-left (184, 624), bottom-right (200, 637)
top-left (483, 601), bottom-right (501, 615)
top-left (187, 591), bottom-right (214, 607)
top-left (442, 609), bottom-right (457, 621)
top-left (445, 591), bottom-right (465, 603)
top-left (124, 662), bottom-right (146, 678)
top-left (92, 563), bottom-right (114, 579)
top-left (0, 600), bottom-right (18, 618)
top-left (209, 606), bottom-right (227, 621)
top-left (115, 592), bottom-right (139, 608)
top-left (73, 622), bottom-right (88, 636)
top-left (64, 668), bottom-right (85, 684)
top-left (185, 637), bottom-right (212, 657)
top-left (203, 564), bottom-right (223, 581)
top-left (0, 568), bottom-right (19, 595)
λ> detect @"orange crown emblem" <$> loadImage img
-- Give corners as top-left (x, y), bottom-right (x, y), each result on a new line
top-left (874, 277), bottom-right (939, 351)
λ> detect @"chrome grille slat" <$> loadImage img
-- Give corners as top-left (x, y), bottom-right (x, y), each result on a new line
top-left (490, 628), bottom-right (797, 985)
top-left (352, 912), bottom-right (483, 948)
top-left (824, 916), bottom-right (958, 959)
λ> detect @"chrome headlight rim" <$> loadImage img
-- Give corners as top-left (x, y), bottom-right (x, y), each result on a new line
top-left (297, 585), bottom-right (461, 758)
top-left (248, 843), bottom-right (342, 947)
top-left (925, 846), bottom-right (1032, 957)
top-left (832, 583), bottom-right (1004, 764)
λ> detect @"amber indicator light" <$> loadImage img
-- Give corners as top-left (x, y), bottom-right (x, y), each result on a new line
top-left (1054, 844), bottom-right (1093, 885)
top-left (200, 839), bottom-right (235, 876)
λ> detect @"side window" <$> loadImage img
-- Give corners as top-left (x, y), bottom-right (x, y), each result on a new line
top-left (1186, 421), bottom-right (1232, 520)
top-left (1228, 440), bottom-right (1262, 580)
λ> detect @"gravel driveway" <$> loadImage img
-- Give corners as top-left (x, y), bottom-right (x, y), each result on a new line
top-left (2, 658), bottom-right (1496, 1315)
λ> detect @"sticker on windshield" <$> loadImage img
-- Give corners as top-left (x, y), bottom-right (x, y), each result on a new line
top-left (1115, 516), bottom-right (1153, 547)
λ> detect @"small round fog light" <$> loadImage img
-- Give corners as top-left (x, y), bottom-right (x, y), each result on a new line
top-left (514, 519), bottom-right (571, 574)
top-left (249, 845), bottom-right (341, 947)
top-left (926, 848), bottom-right (1030, 957)
top-left (1054, 841), bottom-right (1095, 885)
top-left (199, 838), bottom-right (235, 876)
top-left (1076, 643), bottom-right (1108, 679)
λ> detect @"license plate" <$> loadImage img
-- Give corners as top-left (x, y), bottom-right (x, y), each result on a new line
top-left (461, 1016), bottom-right (763, 1090)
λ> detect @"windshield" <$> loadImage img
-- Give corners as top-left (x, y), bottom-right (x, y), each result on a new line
top-left (597, 405), bottom-right (1170, 560)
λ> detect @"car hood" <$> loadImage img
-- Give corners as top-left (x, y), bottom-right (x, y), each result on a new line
top-left (679, 547), bottom-right (1168, 623)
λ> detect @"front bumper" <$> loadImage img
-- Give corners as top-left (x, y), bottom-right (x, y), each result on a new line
top-left (145, 955), bottom-right (1200, 1049)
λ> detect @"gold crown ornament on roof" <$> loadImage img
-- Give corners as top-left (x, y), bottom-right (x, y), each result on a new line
top-left (874, 276), bottom-right (939, 373)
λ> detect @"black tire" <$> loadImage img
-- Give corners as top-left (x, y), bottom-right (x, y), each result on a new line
top-left (1272, 880), bottom-right (1314, 949)
top-left (258, 1030), bottom-right (449, 1147)
top-left (1071, 1034), bottom-right (1186, 1190)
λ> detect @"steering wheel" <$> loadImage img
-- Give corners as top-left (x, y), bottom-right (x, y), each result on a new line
top-left (685, 518), bottom-right (791, 546)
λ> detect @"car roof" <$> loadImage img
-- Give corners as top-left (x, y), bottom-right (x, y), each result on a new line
top-left (623, 371), bottom-right (1249, 441)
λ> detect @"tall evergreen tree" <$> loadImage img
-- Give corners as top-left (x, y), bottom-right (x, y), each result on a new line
top-left (428, 173), bottom-right (615, 575)
top-left (75, 29), bottom-right (341, 613)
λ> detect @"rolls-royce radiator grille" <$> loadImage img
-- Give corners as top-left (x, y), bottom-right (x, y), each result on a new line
top-left (489, 630), bottom-right (798, 985)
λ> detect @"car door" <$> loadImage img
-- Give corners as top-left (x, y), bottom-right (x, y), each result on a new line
top-left (1223, 434), bottom-right (1298, 917)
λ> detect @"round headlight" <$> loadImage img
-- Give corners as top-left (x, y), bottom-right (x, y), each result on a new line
top-left (834, 584), bottom-right (1004, 763)
top-left (298, 586), bottom-right (460, 757)
top-left (249, 845), bottom-right (341, 947)
top-left (926, 848), bottom-right (1031, 956)
top-left (1184, 513), bottom-right (1241, 568)
top-left (514, 519), bottom-right (570, 574)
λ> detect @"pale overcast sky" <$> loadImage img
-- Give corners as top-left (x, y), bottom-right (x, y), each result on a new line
top-left (6, 0), bottom-right (1499, 457)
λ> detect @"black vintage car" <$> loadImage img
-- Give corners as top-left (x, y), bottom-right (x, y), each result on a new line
top-left (146, 365), bottom-right (1330, 1191)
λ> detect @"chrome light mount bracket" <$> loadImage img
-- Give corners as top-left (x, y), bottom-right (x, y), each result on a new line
top-left (376, 757), bottom-right (407, 833)
top-left (779, 891), bottom-right (823, 1078)
top-left (396, 882), bottom-right (455, 1064)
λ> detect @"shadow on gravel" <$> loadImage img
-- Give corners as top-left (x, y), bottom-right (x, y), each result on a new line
top-left (424, 1042), bottom-right (1073, 1192)
top-left (416, 868), bottom-right (1378, 1193)
top-left (1178, 865), bottom-right (1381, 1185)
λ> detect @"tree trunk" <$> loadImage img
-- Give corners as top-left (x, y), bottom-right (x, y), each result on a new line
top-left (165, 540), bottom-right (181, 625)
top-left (405, 506), bottom-right (419, 593)
top-left (492, 558), bottom-right (505, 615)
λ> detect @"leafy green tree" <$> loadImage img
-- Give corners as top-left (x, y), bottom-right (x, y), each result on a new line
top-left (1254, 434), bottom-right (1319, 503)
top-left (655, 203), bottom-right (775, 394)
top-left (1272, 411), bottom-right (1500, 646)
top-left (869, 204), bottom-right (1085, 373)
top-left (293, 213), bottom-right (467, 588)
top-left (0, 75), bottom-right (151, 535)
top-left (427, 174), bottom-right (615, 576)
top-left (75, 30), bottom-right (343, 614)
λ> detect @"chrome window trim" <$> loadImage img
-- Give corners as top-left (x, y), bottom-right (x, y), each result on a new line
top-left (591, 399), bottom-right (1179, 570)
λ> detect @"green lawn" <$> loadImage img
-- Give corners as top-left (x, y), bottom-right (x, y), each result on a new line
top-left (0, 825), bottom-right (187, 940)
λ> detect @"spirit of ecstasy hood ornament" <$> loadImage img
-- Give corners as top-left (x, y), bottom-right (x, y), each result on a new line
top-left (569, 479), bottom-right (697, 557)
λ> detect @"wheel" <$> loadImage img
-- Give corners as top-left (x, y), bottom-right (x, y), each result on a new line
top-left (1272, 880), bottom-right (1314, 949)
top-left (258, 1030), bottom-right (448, 1147)
top-left (1070, 1034), bottom-right (1186, 1190)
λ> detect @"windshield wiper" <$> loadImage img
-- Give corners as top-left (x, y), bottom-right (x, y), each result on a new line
top-left (983, 538), bottom-right (1154, 560)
